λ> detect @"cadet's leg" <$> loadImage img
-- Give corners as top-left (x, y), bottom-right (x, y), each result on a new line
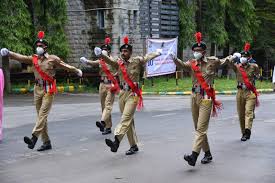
top-left (32, 93), bottom-right (54, 136)
top-left (192, 99), bottom-right (212, 154)
top-left (101, 89), bottom-right (115, 135)
top-left (105, 92), bottom-right (138, 153)
top-left (243, 92), bottom-right (256, 140)
top-left (114, 94), bottom-right (137, 141)
top-left (184, 99), bottom-right (212, 166)
top-left (237, 90), bottom-right (246, 134)
top-left (105, 91), bottom-right (125, 152)
top-left (191, 95), bottom-right (210, 153)
top-left (96, 83), bottom-right (107, 132)
top-left (125, 119), bottom-right (139, 155)
top-left (24, 86), bottom-right (43, 149)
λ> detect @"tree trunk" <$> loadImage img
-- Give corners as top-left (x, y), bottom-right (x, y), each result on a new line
top-left (210, 43), bottom-right (216, 56)
top-left (1, 56), bottom-right (11, 94)
top-left (223, 43), bottom-right (230, 57)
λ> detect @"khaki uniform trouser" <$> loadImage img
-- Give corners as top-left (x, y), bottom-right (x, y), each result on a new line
top-left (236, 89), bottom-right (256, 134)
top-left (32, 85), bottom-right (54, 143)
top-left (191, 94), bottom-right (212, 154)
top-left (99, 83), bottom-right (115, 128)
top-left (114, 90), bottom-right (138, 147)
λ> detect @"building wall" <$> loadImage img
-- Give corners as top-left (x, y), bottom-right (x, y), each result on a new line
top-left (140, 0), bottom-right (179, 39)
top-left (65, 0), bottom-right (144, 65)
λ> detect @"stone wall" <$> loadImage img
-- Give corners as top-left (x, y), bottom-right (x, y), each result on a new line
top-left (65, 0), bottom-right (144, 64)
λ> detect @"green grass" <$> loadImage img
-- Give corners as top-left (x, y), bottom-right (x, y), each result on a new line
top-left (11, 77), bottom-right (273, 93)
top-left (142, 77), bottom-right (273, 92)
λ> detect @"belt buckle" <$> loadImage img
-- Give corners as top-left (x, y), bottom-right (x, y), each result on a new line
top-left (104, 77), bottom-right (108, 83)
top-left (194, 86), bottom-right (201, 93)
top-left (125, 84), bottom-right (129, 91)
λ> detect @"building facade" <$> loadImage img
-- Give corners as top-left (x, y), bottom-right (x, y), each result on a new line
top-left (65, 0), bottom-right (179, 64)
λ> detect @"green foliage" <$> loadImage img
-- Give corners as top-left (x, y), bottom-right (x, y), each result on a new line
top-left (32, 0), bottom-right (69, 60)
top-left (0, 0), bottom-right (32, 55)
top-left (178, 0), bottom-right (196, 50)
top-left (225, 0), bottom-right (259, 49)
top-left (254, 0), bottom-right (275, 63)
top-left (203, 0), bottom-right (228, 47)
top-left (142, 77), bottom-right (272, 92)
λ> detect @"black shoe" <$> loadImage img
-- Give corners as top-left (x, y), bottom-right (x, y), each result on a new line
top-left (96, 121), bottom-right (106, 132)
top-left (201, 151), bottom-right (213, 164)
top-left (24, 134), bottom-right (38, 149)
top-left (105, 136), bottom-right (120, 152)
top-left (37, 141), bottom-right (52, 151)
top-left (102, 128), bottom-right (112, 135)
top-left (241, 129), bottom-right (251, 141)
top-left (125, 145), bottom-right (139, 155)
top-left (184, 151), bottom-right (199, 166)
top-left (245, 129), bottom-right (251, 140)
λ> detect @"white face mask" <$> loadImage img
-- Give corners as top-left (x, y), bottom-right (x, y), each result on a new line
top-left (240, 57), bottom-right (248, 64)
top-left (36, 47), bottom-right (44, 56)
top-left (193, 52), bottom-right (203, 60)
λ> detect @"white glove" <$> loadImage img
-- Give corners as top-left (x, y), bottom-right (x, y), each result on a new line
top-left (94, 47), bottom-right (102, 56)
top-left (156, 49), bottom-right (162, 55)
top-left (0, 48), bottom-right (9, 56)
top-left (80, 57), bottom-right (88, 64)
top-left (76, 69), bottom-right (83, 77)
top-left (232, 52), bottom-right (241, 59)
top-left (102, 50), bottom-right (108, 56)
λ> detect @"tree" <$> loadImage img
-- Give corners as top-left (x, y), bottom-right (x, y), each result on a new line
top-left (0, 0), bottom-right (32, 93)
top-left (32, 0), bottom-right (69, 60)
top-left (254, 0), bottom-right (275, 67)
top-left (225, 0), bottom-right (259, 50)
top-left (203, 0), bottom-right (228, 55)
top-left (0, 0), bottom-right (32, 54)
top-left (178, 0), bottom-right (196, 51)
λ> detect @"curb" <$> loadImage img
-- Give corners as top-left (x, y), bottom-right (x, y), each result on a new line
top-left (142, 89), bottom-right (274, 95)
top-left (11, 86), bottom-right (274, 95)
top-left (11, 85), bottom-right (86, 94)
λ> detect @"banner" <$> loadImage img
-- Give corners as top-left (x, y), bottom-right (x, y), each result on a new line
top-left (146, 37), bottom-right (178, 77)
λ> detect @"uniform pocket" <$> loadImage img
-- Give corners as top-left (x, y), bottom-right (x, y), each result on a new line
top-left (200, 99), bottom-right (212, 109)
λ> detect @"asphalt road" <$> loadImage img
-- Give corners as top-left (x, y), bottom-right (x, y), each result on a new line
top-left (1, 93), bottom-right (275, 183)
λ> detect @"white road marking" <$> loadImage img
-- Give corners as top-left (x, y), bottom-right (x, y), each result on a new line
top-left (152, 113), bottom-right (177, 118)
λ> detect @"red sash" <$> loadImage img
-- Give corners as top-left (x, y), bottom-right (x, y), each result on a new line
top-left (118, 60), bottom-right (143, 111)
top-left (99, 58), bottom-right (120, 94)
top-left (32, 55), bottom-right (57, 94)
top-left (191, 61), bottom-right (222, 117)
top-left (238, 65), bottom-right (259, 106)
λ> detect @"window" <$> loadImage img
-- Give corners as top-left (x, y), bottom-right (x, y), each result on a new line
top-left (97, 10), bottom-right (105, 29)
top-left (133, 10), bottom-right (138, 29)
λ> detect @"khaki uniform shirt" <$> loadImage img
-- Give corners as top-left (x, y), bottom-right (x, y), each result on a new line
top-left (101, 52), bottom-right (161, 83)
top-left (230, 62), bottom-right (260, 84)
top-left (9, 52), bottom-right (79, 79)
top-left (174, 56), bottom-right (231, 86)
top-left (87, 56), bottom-right (117, 77)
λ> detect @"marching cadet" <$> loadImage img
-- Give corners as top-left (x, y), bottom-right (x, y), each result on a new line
top-left (94, 36), bottom-right (161, 155)
top-left (171, 32), bottom-right (232, 166)
top-left (80, 38), bottom-right (119, 135)
top-left (231, 43), bottom-right (260, 141)
top-left (0, 31), bottom-right (83, 151)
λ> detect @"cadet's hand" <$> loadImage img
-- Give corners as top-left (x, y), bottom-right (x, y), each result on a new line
top-left (0, 48), bottom-right (9, 57)
top-left (169, 52), bottom-right (176, 60)
top-left (156, 49), bottom-right (162, 55)
top-left (80, 57), bottom-right (88, 64)
top-left (102, 50), bottom-right (108, 56)
top-left (76, 69), bottom-right (83, 77)
top-left (94, 47), bottom-right (102, 56)
top-left (232, 52), bottom-right (241, 59)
